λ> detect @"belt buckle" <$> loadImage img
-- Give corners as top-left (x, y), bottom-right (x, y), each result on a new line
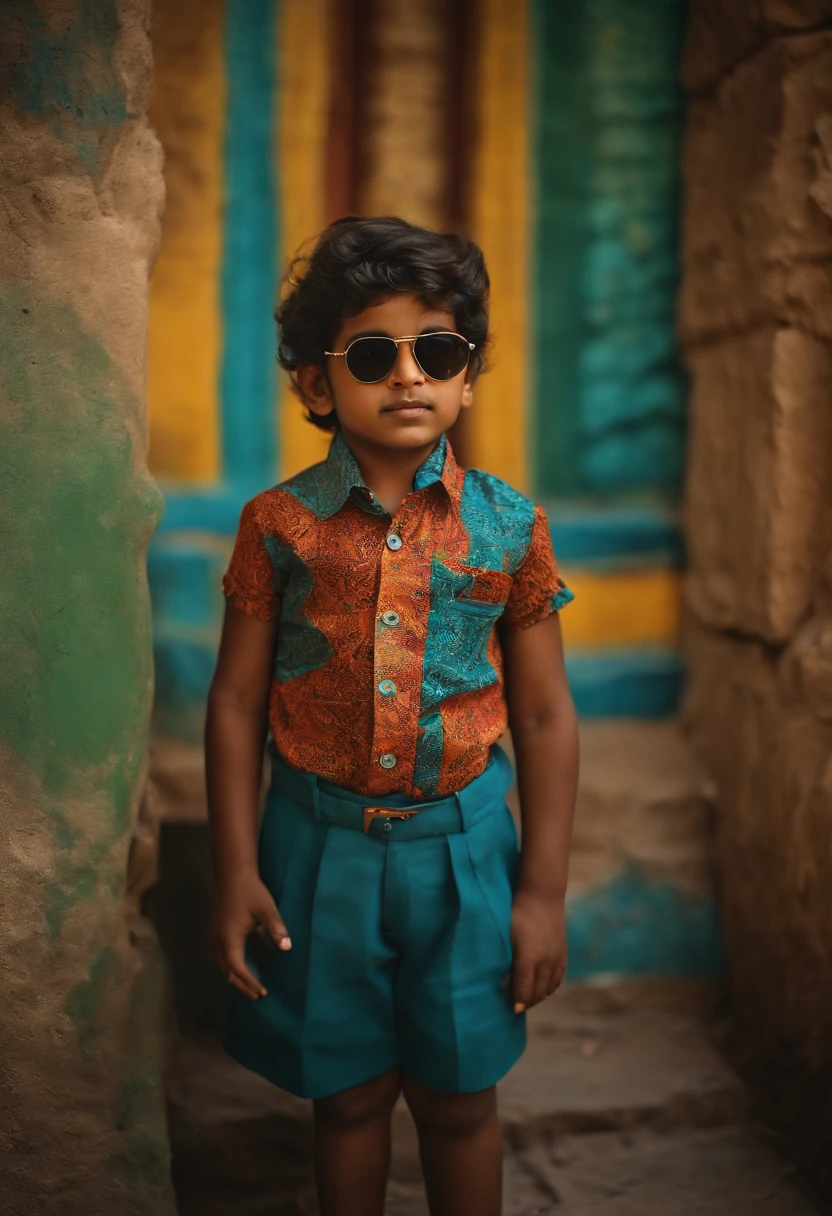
top-left (363, 806), bottom-right (418, 834)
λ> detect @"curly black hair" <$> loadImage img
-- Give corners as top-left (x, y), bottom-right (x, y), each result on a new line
top-left (276, 216), bottom-right (491, 431)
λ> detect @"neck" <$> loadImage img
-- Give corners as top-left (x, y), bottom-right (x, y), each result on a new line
top-left (343, 430), bottom-right (442, 515)
top-left (341, 429), bottom-right (441, 517)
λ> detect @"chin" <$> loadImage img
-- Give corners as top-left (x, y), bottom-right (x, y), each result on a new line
top-left (384, 426), bottom-right (443, 446)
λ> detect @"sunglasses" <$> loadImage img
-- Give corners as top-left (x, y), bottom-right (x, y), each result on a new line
top-left (325, 331), bottom-right (475, 384)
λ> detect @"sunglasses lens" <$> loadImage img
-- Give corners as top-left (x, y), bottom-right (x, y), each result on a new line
top-left (344, 337), bottom-right (398, 383)
top-left (413, 333), bottom-right (470, 381)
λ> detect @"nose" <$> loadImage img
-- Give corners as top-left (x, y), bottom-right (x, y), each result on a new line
top-left (387, 340), bottom-right (425, 387)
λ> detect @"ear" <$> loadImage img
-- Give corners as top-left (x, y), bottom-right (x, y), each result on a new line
top-left (297, 362), bottom-right (334, 415)
top-left (460, 376), bottom-right (474, 409)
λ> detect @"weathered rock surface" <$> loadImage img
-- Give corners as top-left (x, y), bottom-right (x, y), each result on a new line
top-left (680, 33), bottom-right (832, 343)
top-left (681, 4), bottom-right (832, 1196)
top-left (683, 0), bottom-right (832, 94)
top-left (683, 615), bottom-right (832, 1186)
top-left (683, 328), bottom-right (832, 642)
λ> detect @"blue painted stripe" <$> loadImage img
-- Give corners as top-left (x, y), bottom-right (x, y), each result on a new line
top-left (566, 649), bottom-right (683, 718)
top-left (221, 0), bottom-right (279, 486)
top-left (566, 867), bottom-right (724, 980)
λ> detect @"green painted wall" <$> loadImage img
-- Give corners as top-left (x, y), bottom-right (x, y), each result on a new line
top-left (0, 1), bottom-right (174, 1209)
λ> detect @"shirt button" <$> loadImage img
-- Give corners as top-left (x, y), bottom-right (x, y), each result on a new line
top-left (381, 610), bottom-right (400, 627)
top-left (386, 533), bottom-right (403, 551)
top-left (378, 679), bottom-right (397, 697)
top-left (379, 752), bottom-right (397, 769)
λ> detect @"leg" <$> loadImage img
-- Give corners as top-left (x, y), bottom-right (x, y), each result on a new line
top-left (402, 1077), bottom-right (502, 1216)
top-left (313, 1068), bottom-right (401, 1216)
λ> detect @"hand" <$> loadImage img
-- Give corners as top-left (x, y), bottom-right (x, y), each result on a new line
top-left (509, 890), bottom-right (567, 1014)
top-left (209, 867), bottom-right (291, 1001)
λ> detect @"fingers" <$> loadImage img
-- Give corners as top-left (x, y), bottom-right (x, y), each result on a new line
top-left (512, 960), bottom-right (566, 1013)
top-left (512, 957), bottom-right (535, 1014)
top-left (222, 941), bottom-right (267, 1001)
top-left (262, 906), bottom-right (292, 952)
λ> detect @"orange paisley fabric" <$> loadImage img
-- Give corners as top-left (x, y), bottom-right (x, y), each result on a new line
top-left (222, 434), bottom-right (572, 798)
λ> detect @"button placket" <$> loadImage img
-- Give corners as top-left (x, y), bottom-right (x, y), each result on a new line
top-left (370, 509), bottom-right (425, 790)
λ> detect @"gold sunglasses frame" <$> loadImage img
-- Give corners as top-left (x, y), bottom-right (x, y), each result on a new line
top-left (324, 331), bottom-right (476, 383)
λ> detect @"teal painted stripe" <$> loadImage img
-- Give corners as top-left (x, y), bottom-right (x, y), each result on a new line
top-left (154, 630), bottom-right (219, 741)
top-left (531, 0), bottom-right (687, 500)
top-left (221, 0), bottom-right (279, 487)
top-left (546, 502), bottom-right (683, 569)
top-left (148, 539), bottom-right (231, 627)
top-left (566, 649), bottom-right (683, 718)
top-left (154, 630), bottom-right (218, 707)
top-left (154, 487), bottom-right (258, 534)
top-left (566, 867), bottom-right (724, 980)
top-left (531, 1), bottom-right (590, 498)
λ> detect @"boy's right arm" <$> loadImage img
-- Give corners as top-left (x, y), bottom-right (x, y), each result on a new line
top-left (205, 602), bottom-right (290, 1001)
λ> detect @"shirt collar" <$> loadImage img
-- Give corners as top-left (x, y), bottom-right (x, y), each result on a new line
top-left (317, 431), bottom-right (461, 518)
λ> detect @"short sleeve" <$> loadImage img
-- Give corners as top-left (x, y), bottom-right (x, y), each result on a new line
top-left (222, 498), bottom-right (280, 620)
top-left (501, 505), bottom-right (574, 632)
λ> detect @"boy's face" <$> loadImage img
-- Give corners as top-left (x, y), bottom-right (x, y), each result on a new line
top-left (298, 293), bottom-right (473, 452)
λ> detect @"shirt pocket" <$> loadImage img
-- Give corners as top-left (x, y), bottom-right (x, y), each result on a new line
top-left (441, 557), bottom-right (513, 616)
top-left (421, 559), bottom-right (513, 710)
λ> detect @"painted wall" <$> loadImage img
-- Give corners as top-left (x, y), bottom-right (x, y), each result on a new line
top-left (148, 0), bottom-right (689, 747)
top-left (0, 1), bottom-right (173, 1210)
top-left (531, 0), bottom-right (688, 720)
top-left (680, 1), bottom-right (832, 1193)
top-left (146, 0), bottom-right (717, 988)
top-left (466, 0), bottom-right (717, 980)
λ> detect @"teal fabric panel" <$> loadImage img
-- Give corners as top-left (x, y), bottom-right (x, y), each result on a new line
top-left (413, 710), bottom-right (444, 799)
top-left (459, 469), bottom-right (536, 573)
top-left (420, 558), bottom-right (504, 713)
top-left (263, 536), bottom-right (334, 681)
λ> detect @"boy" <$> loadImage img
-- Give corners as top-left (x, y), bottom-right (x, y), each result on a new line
top-left (207, 216), bottom-right (578, 1216)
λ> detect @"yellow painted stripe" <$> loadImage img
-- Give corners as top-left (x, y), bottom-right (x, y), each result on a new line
top-left (277, 0), bottom-right (333, 480)
top-left (467, 0), bottom-right (529, 491)
top-left (558, 568), bottom-right (682, 649)
top-left (148, 0), bottom-right (225, 483)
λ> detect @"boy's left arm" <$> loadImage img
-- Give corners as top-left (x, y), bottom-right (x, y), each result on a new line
top-left (502, 611), bottom-right (579, 1014)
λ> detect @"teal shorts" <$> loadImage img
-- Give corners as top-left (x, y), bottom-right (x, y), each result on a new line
top-left (224, 744), bottom-right (526, 1100)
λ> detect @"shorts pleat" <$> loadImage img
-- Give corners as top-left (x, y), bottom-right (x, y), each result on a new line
top-left (224, 754), bottom-right (526, 1099)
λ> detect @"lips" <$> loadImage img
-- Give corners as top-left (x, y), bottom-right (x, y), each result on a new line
top-left (382, 399), bottom-right (433, 414)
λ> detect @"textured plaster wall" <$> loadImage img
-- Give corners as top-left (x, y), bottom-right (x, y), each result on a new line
top-left (680, 0), bottom-right (832, 1191)
top-left (0, 2), bottom-right (174, 1211)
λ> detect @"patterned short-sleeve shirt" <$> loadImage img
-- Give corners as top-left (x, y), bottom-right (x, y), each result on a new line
top-left (223, 432), bottom-right (573, 798)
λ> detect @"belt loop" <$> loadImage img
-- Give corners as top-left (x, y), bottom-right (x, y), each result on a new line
top-left (455, 789), bottom-right (471, 832)
top-left (310, 775), bottom-right (323, 824)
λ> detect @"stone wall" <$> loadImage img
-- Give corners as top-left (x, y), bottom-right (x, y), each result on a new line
top-left (0, 2), bottom-right (174, 1211)
top-left (680, 0), bottom-right (832, 1190)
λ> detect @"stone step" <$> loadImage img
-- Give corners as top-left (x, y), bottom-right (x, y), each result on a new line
top-left (167, 982), bottom-right (752, 1216)
top-left (500, 982), bottom-right (746, 1147)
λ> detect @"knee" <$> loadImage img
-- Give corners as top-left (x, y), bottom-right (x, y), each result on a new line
top-left (402, 1079), bottom-right (497, 1139)
top-left (314, 1069), bottom-right (401, 1131)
